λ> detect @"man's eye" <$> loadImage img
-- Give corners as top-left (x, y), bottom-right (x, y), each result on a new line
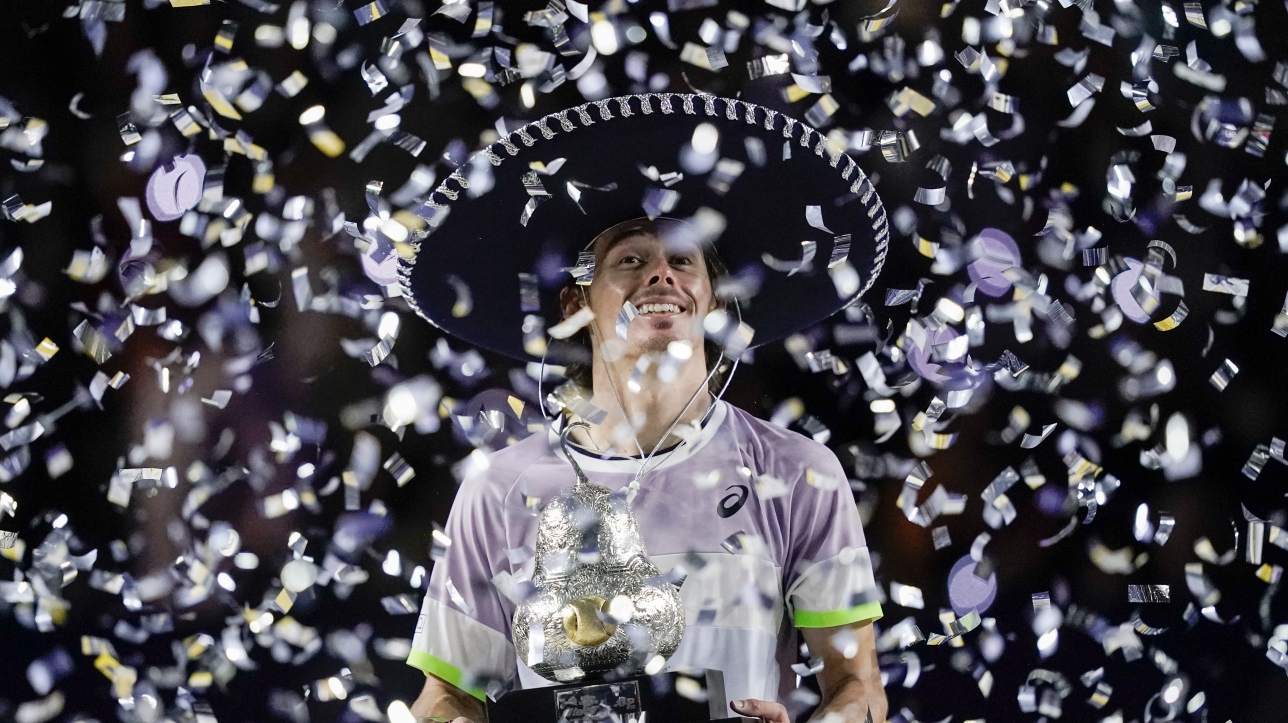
top-left (619, 255), bottom-right (640, 264)
top-left (671, 256), bottom-right (693, 265)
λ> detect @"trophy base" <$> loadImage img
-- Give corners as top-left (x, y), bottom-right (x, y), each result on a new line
top-left (485, 669), bottom-right (754, 723)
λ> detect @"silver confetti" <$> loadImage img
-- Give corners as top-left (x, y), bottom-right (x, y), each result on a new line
top-left (1127, 585), bottom-right (1171, 603)
top-left (615, 301), bottom-right (638, 340)
top-left (1208, 359), bottom-right (1238, 392)
top-left (1201, 273), bottom-right (1249, 296)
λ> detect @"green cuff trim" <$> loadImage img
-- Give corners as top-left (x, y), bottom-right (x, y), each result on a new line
top-left (794, 600), bottom-right (884, 628)
top-left (406, 650), bottom-right (487, 702)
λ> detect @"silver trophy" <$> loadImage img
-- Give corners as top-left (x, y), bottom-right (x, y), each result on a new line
top-left (491, 423), bottom-right (745, 722)
top-left (512, 422), bottom-right (685, 683)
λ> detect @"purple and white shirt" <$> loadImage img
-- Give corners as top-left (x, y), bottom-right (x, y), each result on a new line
top-left (408, 401), bottom-right (882, 714)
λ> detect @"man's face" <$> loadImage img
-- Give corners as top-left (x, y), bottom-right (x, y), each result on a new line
top-left (576, 231), bottom-right (715, 356)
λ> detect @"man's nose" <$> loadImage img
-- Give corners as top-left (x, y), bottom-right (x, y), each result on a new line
top-left (645, 259), bottom-right (677, 286)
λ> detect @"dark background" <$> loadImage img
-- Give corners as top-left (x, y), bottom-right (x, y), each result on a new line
top-left (1, 0), bottom-right (1287, 721)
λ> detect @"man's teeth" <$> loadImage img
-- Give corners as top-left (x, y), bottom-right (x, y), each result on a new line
top-left (638, 303), bottom-right (681, 315)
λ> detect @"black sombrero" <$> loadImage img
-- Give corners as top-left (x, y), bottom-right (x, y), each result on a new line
top-left (398, 93), bottom-right (889, 361)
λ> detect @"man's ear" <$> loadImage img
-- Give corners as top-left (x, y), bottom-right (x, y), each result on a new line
top-left (559, 284), bottom-right (584, 321)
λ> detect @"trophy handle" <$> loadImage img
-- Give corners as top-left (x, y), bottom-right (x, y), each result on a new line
top-left (559, 421), bottom-right (595, 490)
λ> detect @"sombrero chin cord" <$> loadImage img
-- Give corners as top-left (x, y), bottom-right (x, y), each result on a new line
top-left (535, 286), bottom-right (743, 493)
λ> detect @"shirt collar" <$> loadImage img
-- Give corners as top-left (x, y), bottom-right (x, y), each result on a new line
top-left (547, 400), bottom-right (728, 475)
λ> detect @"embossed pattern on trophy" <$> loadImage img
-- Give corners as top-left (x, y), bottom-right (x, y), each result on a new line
top-left (512, 424), bottom-right (685, 682)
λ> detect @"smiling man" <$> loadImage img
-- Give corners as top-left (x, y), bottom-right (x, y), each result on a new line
top-left (397, 92), bottom-right (890, 723)
top-left (407, 218), bottom-right (887, 723)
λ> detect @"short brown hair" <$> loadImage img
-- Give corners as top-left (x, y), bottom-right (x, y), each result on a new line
top-left (558, 218), bottom-right (732, 396)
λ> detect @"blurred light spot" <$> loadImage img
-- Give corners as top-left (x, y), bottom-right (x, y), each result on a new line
top-left (382, 549), bottom-right (402, 576)
top-left (387, 701), bottom-right (415, 723)
top-left (326, 676), bottom-right (348, 700)
top-left (644, 654), bottom-right (666, 675)
top-left (299, 105), bottom-right (326, 125)
top-left (1165, 412), bottom-right (1189, 461)
top-left (1156, 364), bottom-right (1173, 387)
top-left (288, 1), bottom-right (310, 49)
top-left (385, 384), bottom-right (418, 428)
top-left (591, 20), bottom-right (619, 55)
top-left (691, 123), bottom-right (718, 155)
top-left (1163, 677), bottom-right (1184, 704)
top-left (312, 22), bottom-right (336, 45)
top-left (936, 297), bottom-right (965, 323)
top-left (378, 311), bottom-right (401, 340)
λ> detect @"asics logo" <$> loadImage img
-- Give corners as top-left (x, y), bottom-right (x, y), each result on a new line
top-left (717, 484), bottom-right (749, 518)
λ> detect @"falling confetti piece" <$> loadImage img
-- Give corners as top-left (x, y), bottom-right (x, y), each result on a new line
top-left (2, 1), bottom-right (1288, 720)
top-left (1127, 584), bottom-right (1171, 604)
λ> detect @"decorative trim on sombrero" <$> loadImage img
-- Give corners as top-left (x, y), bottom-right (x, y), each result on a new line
top-left (396, 93), bottom-right (890, 332)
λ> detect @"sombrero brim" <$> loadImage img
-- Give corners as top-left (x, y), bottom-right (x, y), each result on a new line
top-left (399, 93), bottom-right (889, 361)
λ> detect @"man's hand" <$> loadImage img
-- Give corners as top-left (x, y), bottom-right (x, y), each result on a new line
top-left (731, 698), bottom-right (790, 722)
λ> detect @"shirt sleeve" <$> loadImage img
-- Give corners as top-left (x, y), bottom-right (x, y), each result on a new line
top-left (781, 446), bottom-right (883, 629)
top-left (407, 471), bottom-right (517, 700)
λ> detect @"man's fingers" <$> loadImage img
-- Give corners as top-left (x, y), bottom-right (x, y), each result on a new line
top-left (731, 698), bottom-right (790, 723)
